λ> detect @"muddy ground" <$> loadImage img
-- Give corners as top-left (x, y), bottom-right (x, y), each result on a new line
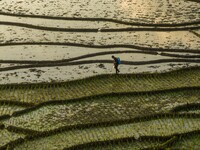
top-left (0, 0), bottom-right (199, 84)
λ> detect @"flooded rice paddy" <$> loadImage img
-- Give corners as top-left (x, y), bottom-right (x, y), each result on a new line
top-left (0, 0), bottom-right (199, 83)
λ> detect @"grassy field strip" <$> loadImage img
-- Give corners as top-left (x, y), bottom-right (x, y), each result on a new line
top-left (169, 133), bottom-right (200, 149)
top-left (78, 140), bottom-right (164, 150)
top-left (0, 129), bottom-right (25, 148)
top-left (0, 87), bottom-right (198, 119)
top-left (12, 117), bottom-right (200, 150)
top-left (65, 136), bottom-right (177, 150)
top-left (0, 101), bottom-right (30, 118)
top-left (0, 105), bottom-right (27, 116)
top-left (65, 137), bottom-right (169, 150)
top-left (0, 67), bottom-right (199, 104)
top-left (0, 89), bottom-right (199, 132)
top-left (171, 103), bottom-right (200, 114)
top-left (66, 132), bottom-right (200, 150)
top-left (179, 110), bottom-right (200, 114)
top-left (172, 110), bottom-right (200, 115)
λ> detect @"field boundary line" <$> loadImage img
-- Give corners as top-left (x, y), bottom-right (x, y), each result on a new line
top-left (1, 21), bottom-right (200, 32)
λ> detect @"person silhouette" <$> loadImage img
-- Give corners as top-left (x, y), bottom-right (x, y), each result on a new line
top-left (112, 55), bottom-right (120, 74)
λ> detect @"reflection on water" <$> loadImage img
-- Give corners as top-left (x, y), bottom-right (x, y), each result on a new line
top-left (0, 25), bottom-right (199, 50)
top-left (0, 0), bottom-right (199, 23)
top-left (119, 0), bottom-right (200, 23)
top-left (0, 0), bottom-right (199, 83)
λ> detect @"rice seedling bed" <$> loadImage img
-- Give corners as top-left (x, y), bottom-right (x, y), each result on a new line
top-left (0, 105), bottom-right (26, 116)
top-left (1, 89), bottom-right (199, 132)
top-left (0, 67), bottom-right (199, 149)
top-left (0, 129), bottom-right (25, 148)
top-left (175, 110), bottom-right (200, 115)
top-left (12, 116), bottom-right (200, 150)
top-left (172, 103), bottom-right (200, 114)
top-left (67, 133), bottom-right (200, 150)
top-left (169, 133), bottom-right (200, 149)
top-left (69, 139), bottom-right (165, 150)
top-left (0, 67), bottom-right (199, 105)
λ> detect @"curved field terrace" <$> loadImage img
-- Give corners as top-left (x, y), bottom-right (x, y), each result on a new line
top-left (0, 0), bottom-right (200, 149)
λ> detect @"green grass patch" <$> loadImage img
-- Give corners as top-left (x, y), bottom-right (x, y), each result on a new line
top-left (0, 105), bottom-right (27, 116)
top-left (170, 133), bottom-right (200, 149)
top-left (0, 67), bottom-right (199, 104)
top-left (1, 89), bottom-right (200, 132)
top-left (0, 67), bottom-right (200, 149)
top-left (13, 117), bottom-right (200, 150)
top-left (0, 129), bottom-right (25, 148)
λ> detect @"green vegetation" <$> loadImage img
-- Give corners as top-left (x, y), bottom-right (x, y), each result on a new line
top-left (0, 67), bottom-right (200, 105)
top-left (0, 129), bottom-right (25, 148)
top-left (0, 67), bottom-right (200, 149)
top-left (170, 133), bottom-right (200, 149)
top-left (12, 117), bottom-right (200, 149)
top-left (1, 89), bottom-right (200, 132)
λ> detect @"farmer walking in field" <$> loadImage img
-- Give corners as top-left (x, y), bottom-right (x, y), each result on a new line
top-left (112, 55), bottom-right (120, 74)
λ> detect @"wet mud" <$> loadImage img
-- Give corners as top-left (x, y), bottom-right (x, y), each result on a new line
top-left (0, 0), bottom-right (199, 83)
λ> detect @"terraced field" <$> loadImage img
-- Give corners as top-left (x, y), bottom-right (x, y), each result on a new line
top-left (0, 0), bottom-right (200, 149)
top-left (0, 0), bottom-right (199, 83)
top-left (0, 67), bottom-right (199, 149)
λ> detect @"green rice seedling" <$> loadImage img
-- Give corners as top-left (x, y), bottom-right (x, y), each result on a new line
top-left (18, 85), bottom-right (24, 101)
top-left (171, 103), bottom-right (200, 114)
top-left (23, 86), bottom-right (29, 104)
top-left (16, 86), bottom-right (21, 102)
top-left (32, 85), bottom-right (37, 104)
top-left (1, 89), bottom-right (200, 131)
top-left (83, 138), bottom-right (164, 150)
top-left (9, 85), bottom-right (16, 101)
top-left (60, 86), bottom-right (66, 100)
top-left (48, 84), bottom-right (54, 100)
top-left (50, 84), bottom-right (55, 100)
top-left (31, 84), bottom-right (36, 103)
top-left (26, 85), bottom-right (31, 103)
top-left (7, 86), bottom-right (11, 99)
top-left (0, 104), bottom-right (26, 116)
top-left (0, 67), bottom-right (199, 149)
top-left (41, 90), bottom-right (48, 103)
top-left (0, 129), bottom-right (26, 148)
top-left (169, 133), bottom-right (200, 149)
top-left (0, 67), bottom-right (197, 105)
top-left (21, 87), bottom-right (26, 103)
top-left (12, 116), bottom-right (200, 150)
top-left (40, 85), bottom-right (46, 102)
top-left (54, 85), bottom-right (60, 100)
